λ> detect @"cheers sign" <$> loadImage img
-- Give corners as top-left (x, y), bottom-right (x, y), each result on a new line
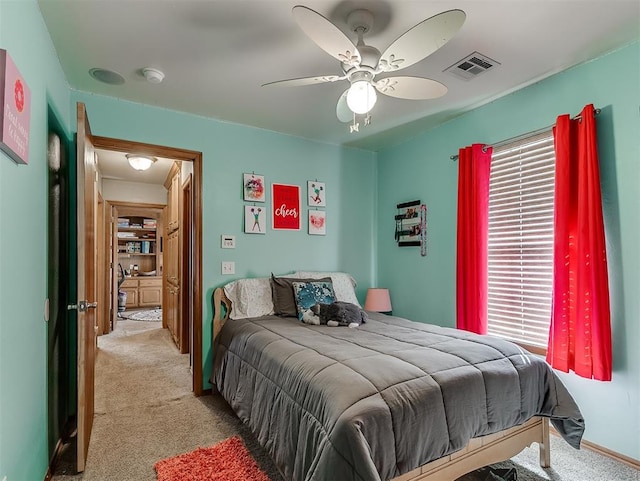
top-left (272, 183), bottom-right (301, 230)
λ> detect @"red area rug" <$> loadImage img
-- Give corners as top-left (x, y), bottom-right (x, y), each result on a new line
top-left (154, 436), bottom-right (271, 481)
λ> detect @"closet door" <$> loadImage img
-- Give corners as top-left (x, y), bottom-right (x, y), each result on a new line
top-left (166, 227), bottom-right (180, 345)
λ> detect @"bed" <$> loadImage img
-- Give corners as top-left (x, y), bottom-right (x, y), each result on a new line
top-left (211, 273), bottom-right (584, 481)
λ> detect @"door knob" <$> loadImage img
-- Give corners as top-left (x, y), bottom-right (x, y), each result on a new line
top-left (67, 300), bottom-right (98, 312)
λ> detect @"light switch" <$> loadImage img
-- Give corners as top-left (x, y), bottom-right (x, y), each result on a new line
top-left (221, 261), bottom-right (235, 275)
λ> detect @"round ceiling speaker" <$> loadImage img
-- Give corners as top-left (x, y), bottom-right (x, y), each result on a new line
top-left (89, 68), bottom-right (125, 85)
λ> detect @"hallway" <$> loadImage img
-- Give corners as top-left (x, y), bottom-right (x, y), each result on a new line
top-left (50, 320), bottom-right (281, 480)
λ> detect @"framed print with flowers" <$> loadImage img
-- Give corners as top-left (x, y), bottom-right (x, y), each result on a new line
top-left (243, 173), bottom-right (265, 202)
top-left (308, 210), bottom-right (326, 235)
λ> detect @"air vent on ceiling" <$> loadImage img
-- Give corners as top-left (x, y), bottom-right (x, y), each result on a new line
top-left (445, 52), bottom-right (500, 81)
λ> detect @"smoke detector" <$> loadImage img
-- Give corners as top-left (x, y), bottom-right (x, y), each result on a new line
top-left (142, 67), bottom-right (165, 84)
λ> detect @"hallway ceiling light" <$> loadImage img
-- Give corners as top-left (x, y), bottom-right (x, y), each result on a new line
top-left (126, 154), bottom-right (157, 171)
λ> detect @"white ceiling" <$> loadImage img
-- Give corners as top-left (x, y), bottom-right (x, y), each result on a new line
top-left (96, 149), bottom-right (174, 185)
top-left (39, 0), bottom-right (639, 152)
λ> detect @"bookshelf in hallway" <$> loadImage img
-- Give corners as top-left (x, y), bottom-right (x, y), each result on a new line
top-left (115, 204), bottom-right (164, 310)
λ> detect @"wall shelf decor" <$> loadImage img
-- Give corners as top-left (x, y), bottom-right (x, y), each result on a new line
top-left (395, 200), bottom-right (427, 255)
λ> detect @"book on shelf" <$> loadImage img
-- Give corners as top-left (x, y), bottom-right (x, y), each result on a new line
top-left (126, 242), bottom-right (141, 253)
top-left (143, 219), bottom-right (157, 228)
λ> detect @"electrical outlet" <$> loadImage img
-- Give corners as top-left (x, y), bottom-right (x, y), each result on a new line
top-left (221, 261), bottom-right (235, 275)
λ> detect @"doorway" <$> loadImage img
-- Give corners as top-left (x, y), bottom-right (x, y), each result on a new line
top-left (91, 135), bottom-right (204, 396)
top-left (66, 104), bottom-right (204, 473)
top-left (46, 105), bottom-right (75, 466)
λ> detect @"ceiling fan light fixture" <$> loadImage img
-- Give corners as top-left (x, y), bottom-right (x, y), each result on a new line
top-left (347, 80), bottom-right (377, 114)
top-left (126, 154), bottom-right (157, 171)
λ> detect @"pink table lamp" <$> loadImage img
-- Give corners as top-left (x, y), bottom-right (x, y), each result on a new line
top-left (364, 288), bottom-right (392, 313)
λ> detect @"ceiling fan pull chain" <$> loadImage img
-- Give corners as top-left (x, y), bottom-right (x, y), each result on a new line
top-left (350, 112), bottom-right (359, 133)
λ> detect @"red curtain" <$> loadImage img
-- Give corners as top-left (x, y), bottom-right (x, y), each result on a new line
top-left (547, 104), bottom-right (612, 381)
top-left (456, 144), bottom-right (492, 334)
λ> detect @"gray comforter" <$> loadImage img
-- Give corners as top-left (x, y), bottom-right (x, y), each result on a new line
top-left (213, 312), bottom-right (584, 481)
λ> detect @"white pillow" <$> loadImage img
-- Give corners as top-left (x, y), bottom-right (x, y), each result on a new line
top-left (223, 278), bottom-right (274, 319)
top-left (292, 271), bottom-right (361, 307)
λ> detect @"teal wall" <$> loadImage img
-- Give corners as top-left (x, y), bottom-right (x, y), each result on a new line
top-left (70, 90), bottom-right (377, 391)
top-left (0, 2), bottom-right (637, 479)
top-left (0, 1), bottom-right (71, 480)
top-left (376, 42), bottom-right (640, 460)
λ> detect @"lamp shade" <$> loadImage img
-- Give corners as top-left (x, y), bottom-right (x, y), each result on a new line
top-left (126, 154), bottom-right (156, 171)
top-left (346, 80), bottom-right (377, 114)
top-left (364, 288), bottom-right (392, 312)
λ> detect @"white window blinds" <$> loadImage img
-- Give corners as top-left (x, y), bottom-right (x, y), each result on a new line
top-left (487, 131), bottom-right (555, 350)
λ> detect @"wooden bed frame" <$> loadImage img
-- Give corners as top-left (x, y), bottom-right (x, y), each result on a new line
top-left (212, 287), bottom-right (550, 481)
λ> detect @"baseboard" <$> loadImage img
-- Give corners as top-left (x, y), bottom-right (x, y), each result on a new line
top-left (580, 438), bottom-right (640, 470)
top-left (551, 429), bottom-right (640, 470)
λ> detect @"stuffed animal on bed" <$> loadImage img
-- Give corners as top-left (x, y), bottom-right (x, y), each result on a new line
top-left (301, 301), bottom-right (368, 328)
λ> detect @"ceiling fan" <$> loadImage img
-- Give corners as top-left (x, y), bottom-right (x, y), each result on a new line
top-left (263, 5), bottom-right (466, 132)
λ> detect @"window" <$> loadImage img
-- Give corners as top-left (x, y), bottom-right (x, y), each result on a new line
top-left (487, 131), bottom-right (555, 352)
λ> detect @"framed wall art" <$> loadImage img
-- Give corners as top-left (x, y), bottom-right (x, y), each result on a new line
top-left (395, 200), bottom-right (422, 247)
top-left (272, 183), bottom-right (300, 230)
top-left (0, 49), bottom-right (31, 165)
top-left (243, 173), bottom-right (265, 202)
top-left (308, 210), bottom-right (326, 235)
top-left (307, 180), bottom-right (325, 207)
top-left (244, 205), bottom-right (266, 234)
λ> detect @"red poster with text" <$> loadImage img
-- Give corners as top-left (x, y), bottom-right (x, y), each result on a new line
top-left (272, 183), bottom-right (300, 230)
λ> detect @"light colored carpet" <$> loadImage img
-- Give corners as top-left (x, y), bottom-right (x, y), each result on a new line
top-left (51, 320), bottom-right (638, 481)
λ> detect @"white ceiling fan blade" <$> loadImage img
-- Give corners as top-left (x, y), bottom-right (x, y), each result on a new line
top-left (262, 75), bottom-right (343, 87)
top-left (292, 5), bottom-right (361, 66)
top-left (375, 76), bottom-right (448, 100)
top-left (336, 89), bottom-right (351, 123)
top-left (379, 9), bottom-right (466, 72)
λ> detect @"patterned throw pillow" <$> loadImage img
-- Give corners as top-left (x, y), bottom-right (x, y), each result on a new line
top-left (270, 274), bottom-right (332, 317)
top-left (292, 271), bottom-right (361, 307)
top-left (291, 281), bottom-right (336, 320)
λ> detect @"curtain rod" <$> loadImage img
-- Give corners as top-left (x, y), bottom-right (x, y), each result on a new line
top-left (449, 108), bottom-right (601, 161)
